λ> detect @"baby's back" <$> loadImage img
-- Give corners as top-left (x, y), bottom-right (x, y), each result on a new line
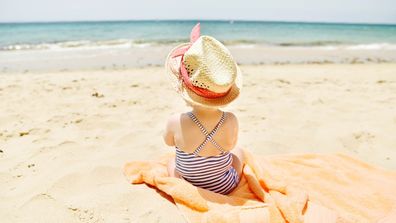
top-left (171, 111), bottom-right (238, 156)
top-left (169, 110), bottom-right (240, 194)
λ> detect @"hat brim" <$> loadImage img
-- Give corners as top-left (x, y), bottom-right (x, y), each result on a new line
top-left (165, 43), bottom-right (242, 108)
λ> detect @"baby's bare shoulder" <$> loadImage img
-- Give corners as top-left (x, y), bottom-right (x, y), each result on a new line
top-left (224, 111), bottom-right (239, 131)
top-left (225, 112), bottom-right (238, 124)
top-left (167, 112), bottom-right (191, 129)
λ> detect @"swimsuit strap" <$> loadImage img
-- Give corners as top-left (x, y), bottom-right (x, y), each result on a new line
top-left (187, 111), bottom-right (227, 156)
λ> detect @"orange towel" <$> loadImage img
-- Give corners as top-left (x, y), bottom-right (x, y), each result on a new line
top-left (123, 150), bottom-right (396, 223)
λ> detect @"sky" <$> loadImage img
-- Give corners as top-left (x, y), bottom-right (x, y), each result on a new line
top-left (0, 0), bottom-right (395, 24)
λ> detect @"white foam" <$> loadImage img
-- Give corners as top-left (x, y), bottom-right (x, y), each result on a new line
top-left (0, 39), bottom-right (155, 52)
top-left (346, 43), bottom-right (396, 50)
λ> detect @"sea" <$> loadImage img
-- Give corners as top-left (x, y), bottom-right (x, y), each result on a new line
top-left (1, 20), bottom-right (396, 51)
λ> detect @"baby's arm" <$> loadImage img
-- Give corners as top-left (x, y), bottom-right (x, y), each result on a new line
top-left (227, 112), bottom-right (239, 148)
top-left (163, 114), bottom-right (178, 146)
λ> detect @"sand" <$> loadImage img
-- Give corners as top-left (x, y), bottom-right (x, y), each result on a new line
top-left (0, 64), bottom-right (396, 222)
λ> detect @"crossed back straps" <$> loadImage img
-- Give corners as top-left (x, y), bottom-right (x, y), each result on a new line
top-left (187, 111), bottom-right (227, 156)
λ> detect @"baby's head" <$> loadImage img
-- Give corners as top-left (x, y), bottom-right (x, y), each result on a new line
top-left (165, 23), bottom-right (242, 109)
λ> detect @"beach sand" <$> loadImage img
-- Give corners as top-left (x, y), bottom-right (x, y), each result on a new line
top-left (1, 64), bottom-right (396, 222)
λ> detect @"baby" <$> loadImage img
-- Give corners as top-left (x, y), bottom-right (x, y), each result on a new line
top-left (163, 24), bottom-right (244, 195)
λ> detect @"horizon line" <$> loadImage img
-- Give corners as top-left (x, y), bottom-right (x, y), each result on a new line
top-left (0, 19), bottom-right (395, 26)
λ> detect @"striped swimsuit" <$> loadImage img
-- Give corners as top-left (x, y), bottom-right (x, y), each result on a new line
top-left (175, 112), bottom-right (239, 195)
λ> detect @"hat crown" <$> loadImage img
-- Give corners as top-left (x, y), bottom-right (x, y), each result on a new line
top-left (183, 36), bottom-right (237, 93)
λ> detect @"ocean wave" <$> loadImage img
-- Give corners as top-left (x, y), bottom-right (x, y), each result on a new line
top-left (0, 38), bottom-right (196, 51)
top-left (1, 39), bottom-right (396, 51)
top-left (0, 39), bottom-right (150, 51)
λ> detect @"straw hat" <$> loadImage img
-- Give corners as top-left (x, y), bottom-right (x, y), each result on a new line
top-left (165, 23), bottom-right (242, 108)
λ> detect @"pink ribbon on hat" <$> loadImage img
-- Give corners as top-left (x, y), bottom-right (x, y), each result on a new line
top-left (171, 23), bottom-right (229, 99)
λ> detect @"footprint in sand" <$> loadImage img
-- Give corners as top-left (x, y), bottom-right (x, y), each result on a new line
top-left (68, 207), bottom-right (103, 223)
top-left (48, 166), bottom-right (121, 210)
top-left (17, 193), bottom-right (79, 222)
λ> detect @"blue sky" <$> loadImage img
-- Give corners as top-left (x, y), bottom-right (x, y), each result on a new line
top-left (1, 0), bottom-right (395, 24)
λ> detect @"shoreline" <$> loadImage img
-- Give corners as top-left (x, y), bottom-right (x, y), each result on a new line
top-left (1, 45), bottom-right (396, 73)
